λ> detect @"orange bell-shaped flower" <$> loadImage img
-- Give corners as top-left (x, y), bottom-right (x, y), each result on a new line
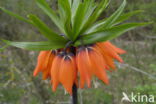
top-left (33, 41), bottom-right (126, 94)
top-left (51, 52), bottom-right (77, 95)
top-left (76, 45), bottom-right (109, 88)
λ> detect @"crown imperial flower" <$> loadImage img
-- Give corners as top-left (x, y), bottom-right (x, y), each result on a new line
top-left (33, 41), bottom-right (125, 94)
top-left (0, 0), bottom-right (148, 96)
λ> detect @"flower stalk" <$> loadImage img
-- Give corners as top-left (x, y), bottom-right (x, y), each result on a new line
top-left (72, 84), bottom-right (78, 104)
top-left (70, 46), bottom-right (78, 104)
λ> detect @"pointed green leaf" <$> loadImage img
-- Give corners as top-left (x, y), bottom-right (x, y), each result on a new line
top-left (58, 0), bottom-right (71, 23)
top-left (87, 0), bottom-right (126, 33)
top-left (86, 10), bottom-right (142, 34)
top-left (80, 0), bottom-right (109, 34)
top-left (36, 0), bottom-right (65, 33)
top-left (64, 17), bottom-right (73, 40)
top-left (85, 19), bottom-right (106, 34)
top-left (58, 0), bottom-right (72, 39)
top-left (98, 0), bottom-right (126, 30)
top-left (113, 10), bottom-right (143, 25)
top-left (83, 0), bottom-right (97, 24)
top-left (0, 7), bottom-right (33, 25)
top-left (72, 3), bottom-right (87, 40)
top-left (71, 0), bottom-right (81, 24)
top-left (28, 14), bottom-right (66, 42)
top-left (2, 39), bottom-right (66, 51)
top-left (72, 0), bottom-right (96, 40)
top-left (58, 1), bottom-right (67, 24)
top-left (74, 22), bottom-right (149, 46)
top-left (68, 0), bottom-right (72, 7)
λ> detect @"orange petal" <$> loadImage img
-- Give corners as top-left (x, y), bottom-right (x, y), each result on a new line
top-left (97, 43), bottom-right (123, 63)
top-left (95, 45), bottom-right (116, 70)
top-left (59, 55), bottom-right (76, 95)
top-left (103, 55), bottom-right (116, 69)
top-left (42, 53), bottom-right (55, 80)
top-left (84, 48), bottom-right (93, 87)
top-left (77, 50), bottom-right (91, 88)
top-left (51, 55), bottom-right (61, 91)
top-left (33, 51), bottom-right (50, 76)
top-left (41, 51), bottom-right (52, 71)
top-left (72, 57), bottom-right (78, 86)
top-left (105, 41), bottom-right (126, 54)
top-left (76, 52), bottom-right (85, 88)
top-left (93, 45), bottom-right (110, 69)
top-left (89, 49), bottom-right (109, 85)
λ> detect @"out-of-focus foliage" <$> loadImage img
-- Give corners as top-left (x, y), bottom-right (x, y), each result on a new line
top-left (0, 0), bottom-right (156, 104)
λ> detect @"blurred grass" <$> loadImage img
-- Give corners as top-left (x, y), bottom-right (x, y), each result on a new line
top-left (0, 0), bottom-right (156, 104)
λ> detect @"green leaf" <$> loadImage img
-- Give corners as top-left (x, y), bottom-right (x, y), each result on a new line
top-left (113, 10), bottom-right (143, 25)
top-left (71, 0), bottom-right (81, 24)
top-left (72, 0), bottom-right (96, 40)
top-left (68, 0), bottom-right (72, 7)
top-left (80, 0), bottom-right (109, 34)
top-left (0, 7), bottom-right (33, 25)
top-left (64, 17), bottom-right (73, 40)
top-left (58, 0), bottom-right (72, 39)
top-left (28, 14), bottom-right (66, 42)
top-left (72, 3), bottom-right (87, 40)
top-left (87, 0), bottom-right (127, 33)
top-left (58, 0), bottom-right (71, 23)
top-left (83, 0), bottom-right (97, 24)
top-left (98, 0), bottom-right (126, 29)
top-left (2, 39), bottom-right (66, 51)
top-left (74, 22), bottom-right (149, 46)
top-left (58, 0), bottom-right (67, 24)
top-left (36, 0), bottom-right (65, 33)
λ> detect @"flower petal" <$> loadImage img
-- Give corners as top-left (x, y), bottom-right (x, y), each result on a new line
top-left (89, 49), bottom-right (109, 84)
top-left (59, 55), bottom-right (76, 95)
top-left (51, 55), bottom-right (61, 91)
top-left (77, 50), bottom-right (92, 88)
top-left (95, 44), bottom-right (116, 70)
top-left (33, 51), bottom-right (50, 76)
top-left (97, 43), bottom-right (123, 62)
top-left (42, 52), bottom-right (55, 80)
top-left (104, 41), bottom-right (126, 54)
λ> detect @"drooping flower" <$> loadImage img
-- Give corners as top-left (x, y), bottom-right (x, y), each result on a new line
top-left (96, 42), bottom-right (126, 69)
top-left (32, 41), bottom-right (125, 94)
top-left (76, 45), bottom-right (109, 88)
top-left (33, 50), bottom-right (57, 80)
top-left (51, 51), bottom-right (77, 95)
top-left (76, 41), bottom-right (126, 88)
